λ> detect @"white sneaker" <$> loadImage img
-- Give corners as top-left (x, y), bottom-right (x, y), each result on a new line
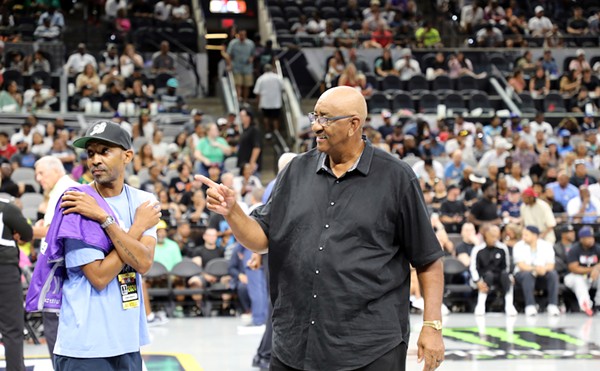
top-left (525, 305), bottom-right (538, 317)
top-left (442, 304), bottom-right (451, 316)
top-left (474, 304), bottom-right (486, 316)
top-left (147, 312), bottom-right (169, 327)
top-left (547, 304), bottom-right (560, 317)
top-left (505, 305), bottom-right (518, 316)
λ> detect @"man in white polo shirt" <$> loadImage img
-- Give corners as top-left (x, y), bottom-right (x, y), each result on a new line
top-left (253, 64), bottom-right (283, 138)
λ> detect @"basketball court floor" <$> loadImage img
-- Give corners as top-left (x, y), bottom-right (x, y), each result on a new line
top-left (2, 312), bottom-right (600, 370)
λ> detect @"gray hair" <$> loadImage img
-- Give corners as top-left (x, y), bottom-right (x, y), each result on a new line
top-left (34, 156), bottom-right (66, 175)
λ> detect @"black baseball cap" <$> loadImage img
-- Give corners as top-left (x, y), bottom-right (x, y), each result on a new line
top-left (73, 120), bottom-right (132, 151)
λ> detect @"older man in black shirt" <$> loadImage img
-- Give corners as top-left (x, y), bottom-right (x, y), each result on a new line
top-left (199, 86), bottom-right (445, 371)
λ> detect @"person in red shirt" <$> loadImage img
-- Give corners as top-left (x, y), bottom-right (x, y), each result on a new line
top-left (0, 132), bottom-right (17, 160)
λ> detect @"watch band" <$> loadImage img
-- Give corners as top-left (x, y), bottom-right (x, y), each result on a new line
top-left (101, 216), bottom-right (115, 229)
top-left (422, 320), bottom-right (443, 330)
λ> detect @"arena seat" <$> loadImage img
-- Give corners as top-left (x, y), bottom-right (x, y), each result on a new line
top-left (367, 92), bottom-right (390, 113)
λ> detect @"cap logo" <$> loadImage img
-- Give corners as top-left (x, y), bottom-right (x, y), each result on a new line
top-left (90, 122), bottom-right (107, 136)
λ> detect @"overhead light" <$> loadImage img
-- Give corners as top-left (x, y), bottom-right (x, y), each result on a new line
top-left (205, 33), bottom-right (229, 40)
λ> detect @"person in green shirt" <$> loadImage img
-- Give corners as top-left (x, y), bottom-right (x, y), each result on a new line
top-left (153, 220), bottom-right (182, 271)
top-left (415, 21), bottom-right (443, 48)
top-left (194, 122), bottom-right (232, 176)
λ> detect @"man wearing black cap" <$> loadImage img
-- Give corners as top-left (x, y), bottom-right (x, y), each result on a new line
top-left (554, 224), bottom-right (576, 280)
top-left (513, 225), bottom-right (561, 316)
top-left (564, 226), bottom-right (600, 316)
top-left (51, 121), bottom-right (160, 369)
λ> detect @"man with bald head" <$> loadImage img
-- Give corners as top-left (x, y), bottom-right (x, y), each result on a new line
top-left (199, 86), bottom-right (445, 371)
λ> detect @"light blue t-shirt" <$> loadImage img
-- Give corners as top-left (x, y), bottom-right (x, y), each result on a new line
top-left (54, 185), bottom-right (157, 358)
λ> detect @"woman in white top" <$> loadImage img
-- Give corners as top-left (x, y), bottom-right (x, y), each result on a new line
top-left (119, 43), bottom-right (144, 78)
top-left (505, 162), bottom-right (532, 192)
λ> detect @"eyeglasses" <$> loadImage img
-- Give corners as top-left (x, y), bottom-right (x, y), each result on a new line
top-left (308, 112), bottom-right (353, 127)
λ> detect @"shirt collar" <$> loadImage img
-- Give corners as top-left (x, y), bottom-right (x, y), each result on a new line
top-left (316, 135), bottom-right (373, 177)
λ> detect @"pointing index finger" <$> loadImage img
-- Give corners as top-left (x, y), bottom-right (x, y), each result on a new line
top-left (195, 174), bottom-right (220, 189)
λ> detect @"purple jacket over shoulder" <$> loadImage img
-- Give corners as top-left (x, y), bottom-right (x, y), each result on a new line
top-left (25, 184), bottom-right (117, 312)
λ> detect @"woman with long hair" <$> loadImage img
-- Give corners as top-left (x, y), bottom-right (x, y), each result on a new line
top-left (132, 142), bottom-right (155, 174)
top-left (0, 80), bottom-right (22, 111)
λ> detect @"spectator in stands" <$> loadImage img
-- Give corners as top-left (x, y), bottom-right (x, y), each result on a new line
top-left (338, 64), bottom-right (373, 98)
top-left (583, 113), bottom-right (598, 132)
top-left (559, 69), bottom-right (581, 97)
top-left (38, 6), bottom-right (65, 29)
top-left (157, 78), bottom-right (185, 113)
top-left (581, 69), bottom-right (600, 97)
top-left (513, 225), bottom-right (560, 316)
top-left (347, 49), bottom-right (370, 74)
top-left (570, 49), bottom-right (591, 74)
top-left (470, 224), bottom-right (518, 316)
top-left (572, 86), bottom-right (598, 114)
top-left (590, 9), bottom-right (600, 36)
top-left (34, 17), bottom-right (61, 41)
top-left (184, 189), bottom-right (209, 228)
top-left (224, 30), bottom-right (255, 104)
top-left (307, 10), bottom-right (326, 35)
top-left (539, 49), bottom-right (558, 78)
top-left (547, 170), bottom-right (580, 209)
top-left (428, 52), bottom-right (448, 78)
top-left (439, 184), bottom-right (467, 234)
top-left (566, 6), bottom-right (590, 37)
top-left (567, 185), bottom-right (600, 224)
top-left (319, 21), bottom-right (337, 47)
top-left (455, 222), bottom-right (479, 268)
top-left (415, 20), bottom-right (442, 48)
top-left (412, 157), bottom-right (444, 186)
top-left (528, 6), bottom-right (553, 37)
top-left (323, 49), bottom-right (345, 90)
top-left (334, 21), bottom-right (356, 49)
top-left (529, 66), bottom-right (550, 98)
top-left (554, 224), bottom-right (576, 279)
top-left (65, 43), bottom-right (97, 76)
top-left (75, 63), bottom-right (100, 95)
top-left (484, 0), bottom-right (506, 25)
top-left (253, 64), bottom-right (283, 135)
top-left (290, 15), bottom-right (309, 36)
top-left (171, 0), bottom-right (190, 23)
top-left (476, 23), bottom-right (504, 47)
top-left (101, 81), bottom-right (125, 113)
top-left (530, 112), bottom-right (553, 138)
top-left (515, 51), bottom-right (536, 75)
top-left (508, 69), bottom-right (526, 94)
top-left (236, 108), bottom-right (262, 174)
top-left (365, 20), bottom-right (392, 48)
top-left (394, 48), bottom-right (421, 81)
top-left (564, 226), bottom-right (600, 315)
top-left (374, 48), bottom-right (397, 77)
top-left (195, 122), bottom-right (231, 176)
top-left (520, 186), bottom-right (557, 244)
top-left (23, 78), bottom-right (56, 113)
top-left (477, 137), bottom-right (511, 172)
top-left (105, 0), bottom-right (127, 20)
top-left (505, 162), bottom-right (532, 192)
top-left (27, 50), bottom-right (52, 74)
top-left (152, 40), bottom-right (176, 74)
top-left (10, 139), bottom-right (38, 169)
top-left (154, 0), bottom-right (172, 22)
top-left (99, 44), bottom-right (120, 77)
top-left (342, 0), bottom-right (362, 25)
top-left (500, 186), bottom-right (522, 222)
top-left (127, 79), bottom-right (154, 110)
top-left (460, 0), bottom-right (484, 34)
top-left (0, 132), bottom-right (16, 160)
top-left (468, 179), bottom-right (501, 226)
top-left (120, 43), bottom-right (144, 78)
top-left (0, 80), bottom-right (22, 113)
top-left (444, 149), bottom-right (466, 184)
top-left (511, 138), bottom-right (537, 175)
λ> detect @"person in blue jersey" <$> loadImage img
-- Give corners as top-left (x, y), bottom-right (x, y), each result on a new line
top-left (53, 120), bottom-right (160, 370)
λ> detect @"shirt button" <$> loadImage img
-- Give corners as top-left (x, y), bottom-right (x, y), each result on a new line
top-left (335, 180), bottom-right (340, 184)
top-left (311, 320), bottom-right (315, 325)
top-left (319, 246), bottom-right (323, 251)
top-left (325, 224), bottom-right (329, 229)
top-left (315, 270), bottom-right (320, 274)
top-left (330, 201), bottom-right (335, 206)
top-left (313, 294), bottom-right (317, 299)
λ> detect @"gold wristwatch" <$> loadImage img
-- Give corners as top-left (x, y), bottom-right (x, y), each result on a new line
top-left (422, 320), bottom-right (443, 331)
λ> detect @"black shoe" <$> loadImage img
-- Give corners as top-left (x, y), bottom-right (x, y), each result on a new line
top-left (252, 355), bottom-right (270, 369)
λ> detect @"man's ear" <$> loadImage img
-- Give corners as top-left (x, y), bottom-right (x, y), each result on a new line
top-left (348, 117), bottom-right (361, 137)
top-left (123, 149), bottom-right (134, 164)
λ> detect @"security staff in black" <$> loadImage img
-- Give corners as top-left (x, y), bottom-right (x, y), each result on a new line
top-left (0, 198), bottom-right (34, 371)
